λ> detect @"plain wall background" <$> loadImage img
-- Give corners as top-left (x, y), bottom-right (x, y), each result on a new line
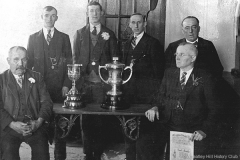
top-left (0, 0), bottom-right (88, 73)
top-left (0, 0), bottom-right (239, 73)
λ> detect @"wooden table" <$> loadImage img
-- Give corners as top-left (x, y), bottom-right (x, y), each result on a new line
top-left (53, 103), bottom-right (152, 159)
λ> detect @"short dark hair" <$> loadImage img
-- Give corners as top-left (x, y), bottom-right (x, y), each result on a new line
top-left (181, 16), bottom-right (199, 26)
top-left (43, 6), bottom-right (58, 14)
top-left (8, 46), bottom-right (27, 57)
top-left (130, 13), bottom-right (146, 22)
top-left (87, 1), bottom-right (102, 11)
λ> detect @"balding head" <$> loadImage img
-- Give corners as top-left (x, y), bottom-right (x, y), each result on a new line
top-left (7, 46), bottom-right (28, 76)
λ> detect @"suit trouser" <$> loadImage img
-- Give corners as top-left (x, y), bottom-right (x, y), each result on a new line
top-left (81, 81), bottom-right (123, 157)
top-left (1, 125), bottom-right (49, 160)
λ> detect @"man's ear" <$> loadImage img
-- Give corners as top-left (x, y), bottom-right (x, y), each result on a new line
top-left (41, 14), bottom-right (43, 20)
top-left (55, 15), bottom-right (58, 21)
top-left (181, 27), bottom-right (185, 34)
top-left (7, 57), bottom-right (10, 65)
top-left (100, 10), bottom-right (104, 16)
top-left (144, 21), bottom-right (147, 28)
top-left (191, 56), bottom-right (197, 62)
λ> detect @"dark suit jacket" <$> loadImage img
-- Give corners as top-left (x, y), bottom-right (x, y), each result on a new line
top-left (154, 67), bottom-right (221, 135)
top-left (121, 33), bottom-right (165, 104)
top-left (165, 37), bottom-right (223, 77)
top-left (73, 24), bottom-right (119, 75)
top-left (0, 69), bottom-right (53, 137)
top-left (27, 28), bottom-right (72, 88)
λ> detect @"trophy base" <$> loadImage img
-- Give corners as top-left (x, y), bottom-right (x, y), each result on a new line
top-left (101, 94), bottom-right (130, 110)
top-left (63, 100), bottom-right (85, 110)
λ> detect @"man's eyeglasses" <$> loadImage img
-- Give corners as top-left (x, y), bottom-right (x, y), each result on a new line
top-left (174, 53), bottom-right (190, 57)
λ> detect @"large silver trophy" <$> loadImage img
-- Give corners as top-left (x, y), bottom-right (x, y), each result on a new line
top-left (99, 57), bottom-right (133, 110)
top-left (63, 64), bottom-right (85, 109)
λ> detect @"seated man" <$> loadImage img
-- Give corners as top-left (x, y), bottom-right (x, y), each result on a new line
top-left (136, 42), bottom-right (222, 160)
top-left (0, 46), bottom-right (53, 160)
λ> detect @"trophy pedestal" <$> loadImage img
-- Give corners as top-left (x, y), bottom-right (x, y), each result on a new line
top-left (63, 94), bottom-right (85, 110)
top-left (101, 94), bottom-right (129, 110)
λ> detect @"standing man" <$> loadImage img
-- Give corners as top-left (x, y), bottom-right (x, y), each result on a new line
top-left (27, 6), bottom-right (72, 103)
top-left (138, 43), bottom-right (221, 159)
top-left (121, 13), bottom-right (165, 160)
top-left (165, 16), bottom-right (223, 77)
top-left (0, 46), bottom-right (53, 160)
top-left (73, 1), bottom-right (119, 159)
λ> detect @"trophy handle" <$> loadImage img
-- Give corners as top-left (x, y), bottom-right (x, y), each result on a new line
top-left (98, 65), bottom-right (108, 84)
top-left (122, 65), bottom-right (133, 84)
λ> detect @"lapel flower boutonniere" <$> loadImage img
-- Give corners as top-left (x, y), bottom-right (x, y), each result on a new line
top-left (101, 32), bottom-right (110, 40)
top-left (28, 77), bottom-right (35, 84)
top-left (192, 74), bottom-right (202, 86)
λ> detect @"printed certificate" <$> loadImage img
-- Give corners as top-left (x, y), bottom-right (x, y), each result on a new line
top-left (170, 131), bottom-right (194, 160)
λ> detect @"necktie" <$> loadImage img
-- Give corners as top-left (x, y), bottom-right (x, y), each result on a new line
top-left (17, 75), bottom-right (23, 88)
top-left (180, 72), bottom-right (187, 89)
top-left (47, 30), bottom-right (51, 44)
top-left (92, 26), bottom-right (97, 35)
top-left (131, 36), bottom-right (137, 49)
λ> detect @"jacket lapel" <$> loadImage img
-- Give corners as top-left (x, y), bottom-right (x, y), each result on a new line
top-left (51, 29), bottom-right (61, 62)
top-left (36, 30), bottom-right (45, 75)
top-left (181, 68), bottom-right (199, 108)
top-left (96, 25), bottom-right (107, 49)
top-left (7, 70), bottom-right (20, 104)
top-left (132, 33), bottom-right (149, 59)
top-left (79, 25), bottom-right (90, 67)
top-left (23, 70), bottom-right (34, 101)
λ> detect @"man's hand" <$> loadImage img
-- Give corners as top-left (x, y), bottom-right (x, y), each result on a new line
top-left (191, 130), bottom-right (207, 141)
top-left (145, 106), bottom-right (159, 122)
top-left (29, 118), bottom-right (44, 132)
top-left (62, 86), bottom-right (69, 97)
top-left (9, 121), bottom-right (32, 135)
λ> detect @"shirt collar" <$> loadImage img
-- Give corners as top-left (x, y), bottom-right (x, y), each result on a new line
top-left (133, 31), bottom-right (144, 45)
top-left (13, 73), bottom-right (24, 80)
top-left (90, 23), bottom-right (101, 34)
top-left (43, 27), bottom-right (54, 38)
top-left (186, 38), bottom-right (198, 44)
top-left (134, 31), bottom-right (144, 39)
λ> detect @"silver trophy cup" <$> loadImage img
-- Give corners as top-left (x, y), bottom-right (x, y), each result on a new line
top-left (99, 57), bottom-right (133, 110)
top-left (63, 64), bottom-right (85, 109)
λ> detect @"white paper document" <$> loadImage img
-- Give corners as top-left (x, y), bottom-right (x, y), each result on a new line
top-left (170, 131), bottom-right (194, 160)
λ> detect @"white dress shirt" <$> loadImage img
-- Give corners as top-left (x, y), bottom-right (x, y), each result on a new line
top-left (43, 27), bottom-right (54, 42)
top-left (90, 23), bottom-right (101, 35)
top-left (133, 31), bottom-right (144, 46)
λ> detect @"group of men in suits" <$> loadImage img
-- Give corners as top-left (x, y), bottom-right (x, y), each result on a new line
top-left (0, 1), bottom-right (238, 160)
top-left (136, 16), bottom-right (239, 160)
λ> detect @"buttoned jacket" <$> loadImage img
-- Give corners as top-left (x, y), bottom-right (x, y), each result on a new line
top-left (0, 69), bottom-right (53, 137)
top-left (154, 67), bottom-right (221, 134)
top-left (27, 28), bottom-right (72, 88)
top-left (73, 24), bottom-right (119, 75)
